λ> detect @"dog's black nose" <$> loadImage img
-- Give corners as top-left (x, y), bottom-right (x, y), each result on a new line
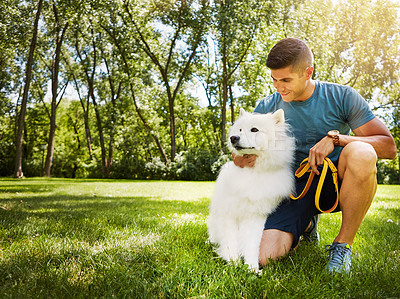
top-left (230, 135), bottom-right (240, 144)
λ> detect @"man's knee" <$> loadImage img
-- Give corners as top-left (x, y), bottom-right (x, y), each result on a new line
top-left (339, 141), bottom-right (377, 178)
top-left (343, 141), bottom-right (377, 163)
top-left (259, 229), bottom-right (294, 266)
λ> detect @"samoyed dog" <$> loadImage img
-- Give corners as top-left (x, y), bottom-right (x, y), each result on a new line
top-left (208, 109), bottom-right (295, 271)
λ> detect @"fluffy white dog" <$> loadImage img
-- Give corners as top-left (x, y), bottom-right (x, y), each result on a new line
top-left (208, 109), bottom-right (295, 271)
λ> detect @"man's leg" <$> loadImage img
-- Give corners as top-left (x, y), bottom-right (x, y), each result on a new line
top-left (259, 229), bottom-right (294, 266)
top-left (259, 141), bottom-right (377, 268)
top-left (326, 141), bottom-right (377, 273)
top-left (335, 141), bottom-right (377, 245)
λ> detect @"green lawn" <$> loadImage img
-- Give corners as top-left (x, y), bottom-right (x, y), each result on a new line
top-left (0, 178), bottom-right (399, 298)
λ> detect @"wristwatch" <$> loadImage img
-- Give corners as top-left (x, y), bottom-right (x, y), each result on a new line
top-left (327, 130), bottom-right (340, 146)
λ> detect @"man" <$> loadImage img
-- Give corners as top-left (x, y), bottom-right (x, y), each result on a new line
top-left (234, 38), bottom-right (397, 272)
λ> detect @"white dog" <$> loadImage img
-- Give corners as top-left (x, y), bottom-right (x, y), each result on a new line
top-left (208, 109), bottom-right (295, 271)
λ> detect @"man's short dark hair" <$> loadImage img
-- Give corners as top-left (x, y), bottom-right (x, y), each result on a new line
top-left (266, 38), bottom-right (313, 73)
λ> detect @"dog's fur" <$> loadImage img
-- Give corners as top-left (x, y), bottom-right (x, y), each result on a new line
top-left (208, 109), bottom-right (295, 271)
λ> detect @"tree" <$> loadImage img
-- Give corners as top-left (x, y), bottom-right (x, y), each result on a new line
top-left (0, 0), bottom-right (18, 100)
top-left (1, 0), bottom-right (398, 180)
top-left (43, 1), bottom-right (69, 177)
top-left (291, 0), bottom-right (400, 101)
top-left (67, 11), bottom-right (112, 176)
top-left (211, 0), bottom-right (265, 152)
top-left (194, 0), bottom-right (290, 153)
top-left (68, 63), bottom-right (94, 160)
top-left (14, 0), bottom-right (43, 178)
top-left (122, 0), bottom-right (210, 161)
top-left (53, 101), bottom-right (86, 178)
top-left (97, 5), bottom-right (170, 164)
top-left (66, 21), bottom-right (95, 161)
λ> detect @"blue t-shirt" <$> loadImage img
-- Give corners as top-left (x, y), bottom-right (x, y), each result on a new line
top-left (254, 81), bottom-right (375, 166)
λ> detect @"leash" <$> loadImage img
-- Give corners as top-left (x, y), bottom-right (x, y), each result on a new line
top-left (290, 157), bottom-right (339, 213)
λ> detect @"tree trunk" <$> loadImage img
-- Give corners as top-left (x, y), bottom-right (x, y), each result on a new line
top-left (229, 85), bottom-right (235, 123)
top-left (107, 105), bottom-right (116, 174)
top-left (75, 28), bottom-right (109, 176)
top-left (92, 95), bottom-right (108, 177)
top-left (73, 76), bottom-right (93, 160)
top-left (81, 96), bottom-right (93, 160)
top-left (43, 17), bottom-right (69, 177)
top-left (71, 42), bottom-right (94, 160)
top-left (43, 103), bottom-right (57, 177)
top-left (220, 77), bottom-right (228, 153)
top-left (130, 84), bottom-right (169, 163)
top-left (104, 57), bottom-right (122, 176)
top-left (69, 114), bottom-right (81, 179)
top-left (14, 0), bottom-right (43, 178)
top-left (169, 96), bottom-right (176, 161)
top-left (220, 40), bottom-right (228, 153)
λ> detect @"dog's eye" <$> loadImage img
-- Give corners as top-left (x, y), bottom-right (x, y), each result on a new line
top-left (251, 128), bottom-right (259, 132)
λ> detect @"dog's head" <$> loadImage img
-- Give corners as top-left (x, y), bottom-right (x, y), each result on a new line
top-left (228, 108), bottom-right (288, 156)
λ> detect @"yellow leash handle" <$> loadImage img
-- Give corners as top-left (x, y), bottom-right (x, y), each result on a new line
top-left (290, 157), bottom-right (339, 213)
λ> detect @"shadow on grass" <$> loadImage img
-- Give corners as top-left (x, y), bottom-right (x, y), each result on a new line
top-left (2, 180), bottom-right (398, 298)
top-left (0, 184), bottom-right (212, 298)
top-left (0, 191), bottom-right (210, 245)
top-left (1, 193), bottom-right (210, 215)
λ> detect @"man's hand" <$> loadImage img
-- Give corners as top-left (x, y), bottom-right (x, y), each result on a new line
top-left (308, 136), bottom-right (335, 175)
top-left (232, 153), bottom-right (257, 168)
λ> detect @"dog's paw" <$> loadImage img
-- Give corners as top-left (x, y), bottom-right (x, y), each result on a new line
top-left (248, 265), bottom-right (262, 275)
top-left (245, 263), bottom-right (262, 275)
top-left (218, 248), bottom-right (240, 262)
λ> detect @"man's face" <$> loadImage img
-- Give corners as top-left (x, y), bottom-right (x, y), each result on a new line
top-left (270, 66), bottom-right (312, 102)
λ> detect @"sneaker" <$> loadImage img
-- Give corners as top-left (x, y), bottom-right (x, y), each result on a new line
top-left (302, 214), bottom-right (320, 242)
top-left (325, 242), bottom-right (352, 273)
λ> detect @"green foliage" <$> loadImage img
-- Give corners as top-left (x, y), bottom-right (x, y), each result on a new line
top-left (377, 159), bottom-right (399, 184)
top-left (0, 179), bottom-right (399, 297)
top-left (144, 149), bottom-right (225, 181)
top-left (292, 0), bottom-right (400, 101)
top-left (0, 0), bottom-right (399, 180)
top-left (0, 97), bottom-right (14, 177)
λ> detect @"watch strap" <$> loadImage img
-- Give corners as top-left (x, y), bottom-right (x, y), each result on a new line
top-left (331, 135), bottom-right (340, 146)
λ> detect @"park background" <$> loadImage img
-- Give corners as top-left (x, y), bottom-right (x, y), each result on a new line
top-left (0, 0), bottom-right (399, 182)
top-left (1, 1), bottom-right (400, 298)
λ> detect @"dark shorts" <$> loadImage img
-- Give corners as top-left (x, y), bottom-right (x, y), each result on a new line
top-left (264, 160), bottom-right (341, 248)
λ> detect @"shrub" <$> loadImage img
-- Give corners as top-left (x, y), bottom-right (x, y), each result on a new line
top-left (143, 149), bottom-right (231, 181)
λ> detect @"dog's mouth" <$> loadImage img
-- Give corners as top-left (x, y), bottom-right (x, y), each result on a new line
top-left (234, 146), bottom-right (255, 151)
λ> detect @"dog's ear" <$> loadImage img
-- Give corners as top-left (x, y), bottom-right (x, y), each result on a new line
top-left (239, 108), bottom-right (248, 117)
top-left (272, 109), bottom-right (285, 124)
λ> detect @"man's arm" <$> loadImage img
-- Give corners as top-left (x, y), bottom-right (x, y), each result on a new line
top-left (308, 117), bottom-right (397, 174)
top-left (343, 117), bottom-right (397, 159)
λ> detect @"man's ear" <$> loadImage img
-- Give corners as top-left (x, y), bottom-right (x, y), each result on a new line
top-left (272, 109), bottom-right (285, 124)
top-left (305, 66), bottom-right (313, 80)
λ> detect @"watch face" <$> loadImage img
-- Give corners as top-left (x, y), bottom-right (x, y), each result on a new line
top-left (328, 130), bottom-right (339, 136)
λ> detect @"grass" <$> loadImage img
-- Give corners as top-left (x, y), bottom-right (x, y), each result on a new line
top-left (0, 178), bottom-right (399, 298)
